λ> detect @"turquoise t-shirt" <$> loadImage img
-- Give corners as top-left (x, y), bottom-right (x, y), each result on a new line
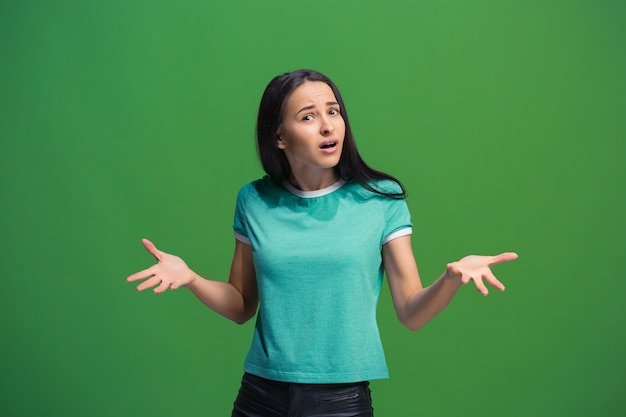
top-left (233, 176), bottom-right (412, 383)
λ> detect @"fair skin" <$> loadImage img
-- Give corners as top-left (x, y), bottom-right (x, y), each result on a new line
top-left (276, 81), bottom-right (345, 191)
top-left (126, 81), bottom-right (518, 330)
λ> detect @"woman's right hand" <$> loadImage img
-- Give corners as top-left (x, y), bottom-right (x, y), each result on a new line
top-left (126, 239), bottom-right (197, 293)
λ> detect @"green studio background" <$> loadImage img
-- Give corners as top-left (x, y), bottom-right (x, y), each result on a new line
top-left (1, 1), bottom-right (624, 416)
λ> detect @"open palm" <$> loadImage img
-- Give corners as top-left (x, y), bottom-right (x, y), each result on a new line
top-left (446, 252), bottom-right (518, 295)
top-left (126, 239), bottom-right (196, 293)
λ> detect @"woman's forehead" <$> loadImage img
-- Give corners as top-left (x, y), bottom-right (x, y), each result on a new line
top-left (285, 81), bottom-right (337, 109)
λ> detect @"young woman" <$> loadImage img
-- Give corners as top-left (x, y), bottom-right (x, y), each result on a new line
top-left (127, 69), bottom-right (518, 417)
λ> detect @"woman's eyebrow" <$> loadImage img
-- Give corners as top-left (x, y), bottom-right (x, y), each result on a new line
top-left (296, 104), bottom-right (316, 115)
top-left (296, 102), bottom-right (339, 115)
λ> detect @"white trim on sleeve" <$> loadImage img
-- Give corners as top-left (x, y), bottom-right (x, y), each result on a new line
top-left (234, 231), bottom-right (251, 245)
top-left (382, 227), bottom-right (412, 245)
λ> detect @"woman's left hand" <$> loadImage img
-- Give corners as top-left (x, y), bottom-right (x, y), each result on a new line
top-left (445, 252), bottom-right (519, 296)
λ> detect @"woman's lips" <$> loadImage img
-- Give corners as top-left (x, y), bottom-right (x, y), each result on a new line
top-left (319, 140), bottom-right (338, 153)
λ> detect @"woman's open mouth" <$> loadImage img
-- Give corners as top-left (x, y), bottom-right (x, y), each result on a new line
top-left (319, 140), bottom-right (338, 152)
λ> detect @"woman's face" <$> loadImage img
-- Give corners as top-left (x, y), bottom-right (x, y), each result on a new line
top-left (277, 81), bottom-right (346, 178)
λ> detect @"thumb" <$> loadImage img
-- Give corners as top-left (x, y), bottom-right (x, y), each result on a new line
top-left (141, 238), bottom-right (163, 261)
top-left (446, 262), bottom-right (461, 276)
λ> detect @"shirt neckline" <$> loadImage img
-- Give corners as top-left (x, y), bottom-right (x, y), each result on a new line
top-left (282, 179), bottom-right (347, 198)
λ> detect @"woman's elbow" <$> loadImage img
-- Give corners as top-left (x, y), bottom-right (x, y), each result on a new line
top-left (398, 314), bottom-right (424, 332)
top-left (231, 307), bottom-right (257, 325)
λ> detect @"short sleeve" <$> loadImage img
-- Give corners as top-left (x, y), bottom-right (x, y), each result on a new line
top-left (378, 181), bottom-right (413, 245)
top-left (233, 185), bottom-right (251, 245)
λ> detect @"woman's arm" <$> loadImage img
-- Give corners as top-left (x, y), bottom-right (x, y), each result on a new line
top-left (126, 238), bottom-right (259, 324)
top-left (382, 235), bottom-right (517, 331)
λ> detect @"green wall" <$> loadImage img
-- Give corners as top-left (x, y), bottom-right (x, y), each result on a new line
top-left (1, 1), bottom-right (624, 416)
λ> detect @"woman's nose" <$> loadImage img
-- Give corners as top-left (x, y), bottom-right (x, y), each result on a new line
top-left (320, 116), bottom-right (335, 135)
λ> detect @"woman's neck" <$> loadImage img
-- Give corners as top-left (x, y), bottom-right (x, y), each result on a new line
top-left (287, 169), bottom-right (339, 191)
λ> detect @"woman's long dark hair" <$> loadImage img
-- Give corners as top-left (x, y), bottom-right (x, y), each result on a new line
top-left (256, 69), bottom-right (406, 198)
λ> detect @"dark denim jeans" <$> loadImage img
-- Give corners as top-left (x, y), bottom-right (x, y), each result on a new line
top-left (231, 373), bottom-right (374, 417)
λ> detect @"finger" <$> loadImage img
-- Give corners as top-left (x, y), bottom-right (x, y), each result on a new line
top-left (446, 262), bottom-right (462, 277)
top-left (482, 270), bottom-right (505, 291)
top-left (141, 238), bottom-right (163, 262)
top-left (489, 252), bottom-right (519, 266)
top-left (153, 280), bottom-right (171, 294)
top-left (472, 276), bottom-right (489, 296)
top-left (135, 275), bottom-right (162, 292)
top-left (126, 265), bottom-right (157, 283)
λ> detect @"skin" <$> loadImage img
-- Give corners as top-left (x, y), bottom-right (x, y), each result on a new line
top-left (277, 81), bottom-right (345, 191)
top-left (126, 81), bottom-right (518, 330)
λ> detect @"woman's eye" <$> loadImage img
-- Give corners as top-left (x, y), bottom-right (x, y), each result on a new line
top-left (329, 108), bottom-right (339, 115)
top-left (302, 114), bottom-right (313, 121)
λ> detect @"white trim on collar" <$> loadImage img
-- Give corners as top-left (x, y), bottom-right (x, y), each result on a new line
top-left (283, 179), bottom-right (347, 198)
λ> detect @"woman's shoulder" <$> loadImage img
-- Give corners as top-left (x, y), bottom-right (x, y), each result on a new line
top-left (367, 178), bottom-right (404, 194)
top-left (346, 178), bottom-right (404, 197)
top-left (237, 176), bottom-right (282, 200)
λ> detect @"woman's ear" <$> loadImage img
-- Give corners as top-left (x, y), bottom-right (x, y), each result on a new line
top-left (276, 131), bottom-right (286, 149)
